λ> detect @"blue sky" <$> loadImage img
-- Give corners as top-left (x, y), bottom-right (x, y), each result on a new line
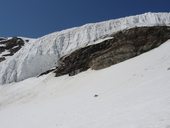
top-left (0, 0), bottom-right (170, 38)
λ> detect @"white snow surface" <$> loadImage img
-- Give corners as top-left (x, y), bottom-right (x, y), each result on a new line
top-left (0, 40), bottom-right (170, 128)
top-left (1, 12), bottom-right (170, 84)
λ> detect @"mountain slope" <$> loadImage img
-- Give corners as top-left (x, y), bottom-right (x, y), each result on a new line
top-left (0, 12), bottom-right (170, 84)
top-left (0, 40), bottom-right (170, 128)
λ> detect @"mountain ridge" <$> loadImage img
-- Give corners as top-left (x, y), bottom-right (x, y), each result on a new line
top-left (0, 12), bottom-right (170, 84)
top-left (0, 12), bottom-right (170, 128)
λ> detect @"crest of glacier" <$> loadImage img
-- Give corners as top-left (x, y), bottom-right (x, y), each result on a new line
top-left (0, 12), bottom-right (170, 84)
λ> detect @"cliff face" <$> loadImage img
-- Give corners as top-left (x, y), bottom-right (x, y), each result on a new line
top-left (54, 26), bottom-right (170, 76)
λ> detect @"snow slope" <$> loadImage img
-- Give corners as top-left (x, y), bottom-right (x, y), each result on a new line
top-left (0, 12), bottom-right (170, 84)
top-left (0, 40), bottom-right (170, 128)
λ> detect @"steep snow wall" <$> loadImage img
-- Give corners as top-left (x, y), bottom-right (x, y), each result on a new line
top-left (0, 12), bottom-right (170, 84)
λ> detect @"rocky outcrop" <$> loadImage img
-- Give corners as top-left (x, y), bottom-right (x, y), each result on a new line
top-left (54, 26), bottom-right (170, 76)
top-left (0, 37), bottom-right (25, 62)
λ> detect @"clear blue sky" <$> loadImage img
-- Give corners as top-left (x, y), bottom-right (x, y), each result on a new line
top-left (0, 0), bottom-right (170, 38)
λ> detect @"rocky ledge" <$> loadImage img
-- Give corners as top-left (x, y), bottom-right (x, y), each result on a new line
top-left (0, 37), bottom-right (26, 62)
top-left (51, 26), bottom-right (170, 76)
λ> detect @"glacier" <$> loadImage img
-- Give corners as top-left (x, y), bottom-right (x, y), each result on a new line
top-left (0, 12), bottom-right (170, 84)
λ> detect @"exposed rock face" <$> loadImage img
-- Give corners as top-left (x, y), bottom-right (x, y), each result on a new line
top-left (0, 37), bottom-right (25, 62)
top-left (54, 26), bottom-right (170, 76)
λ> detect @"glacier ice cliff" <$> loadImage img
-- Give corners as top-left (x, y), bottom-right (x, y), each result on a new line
top-left (0, 12), bottom-right (170, 84)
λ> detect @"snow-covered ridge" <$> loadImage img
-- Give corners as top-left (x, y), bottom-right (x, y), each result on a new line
top-left (0, 12), bottom-right (170, 84)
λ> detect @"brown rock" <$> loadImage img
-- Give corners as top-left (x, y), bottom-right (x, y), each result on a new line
top-left (52, 26), bottom-right (170, 76)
